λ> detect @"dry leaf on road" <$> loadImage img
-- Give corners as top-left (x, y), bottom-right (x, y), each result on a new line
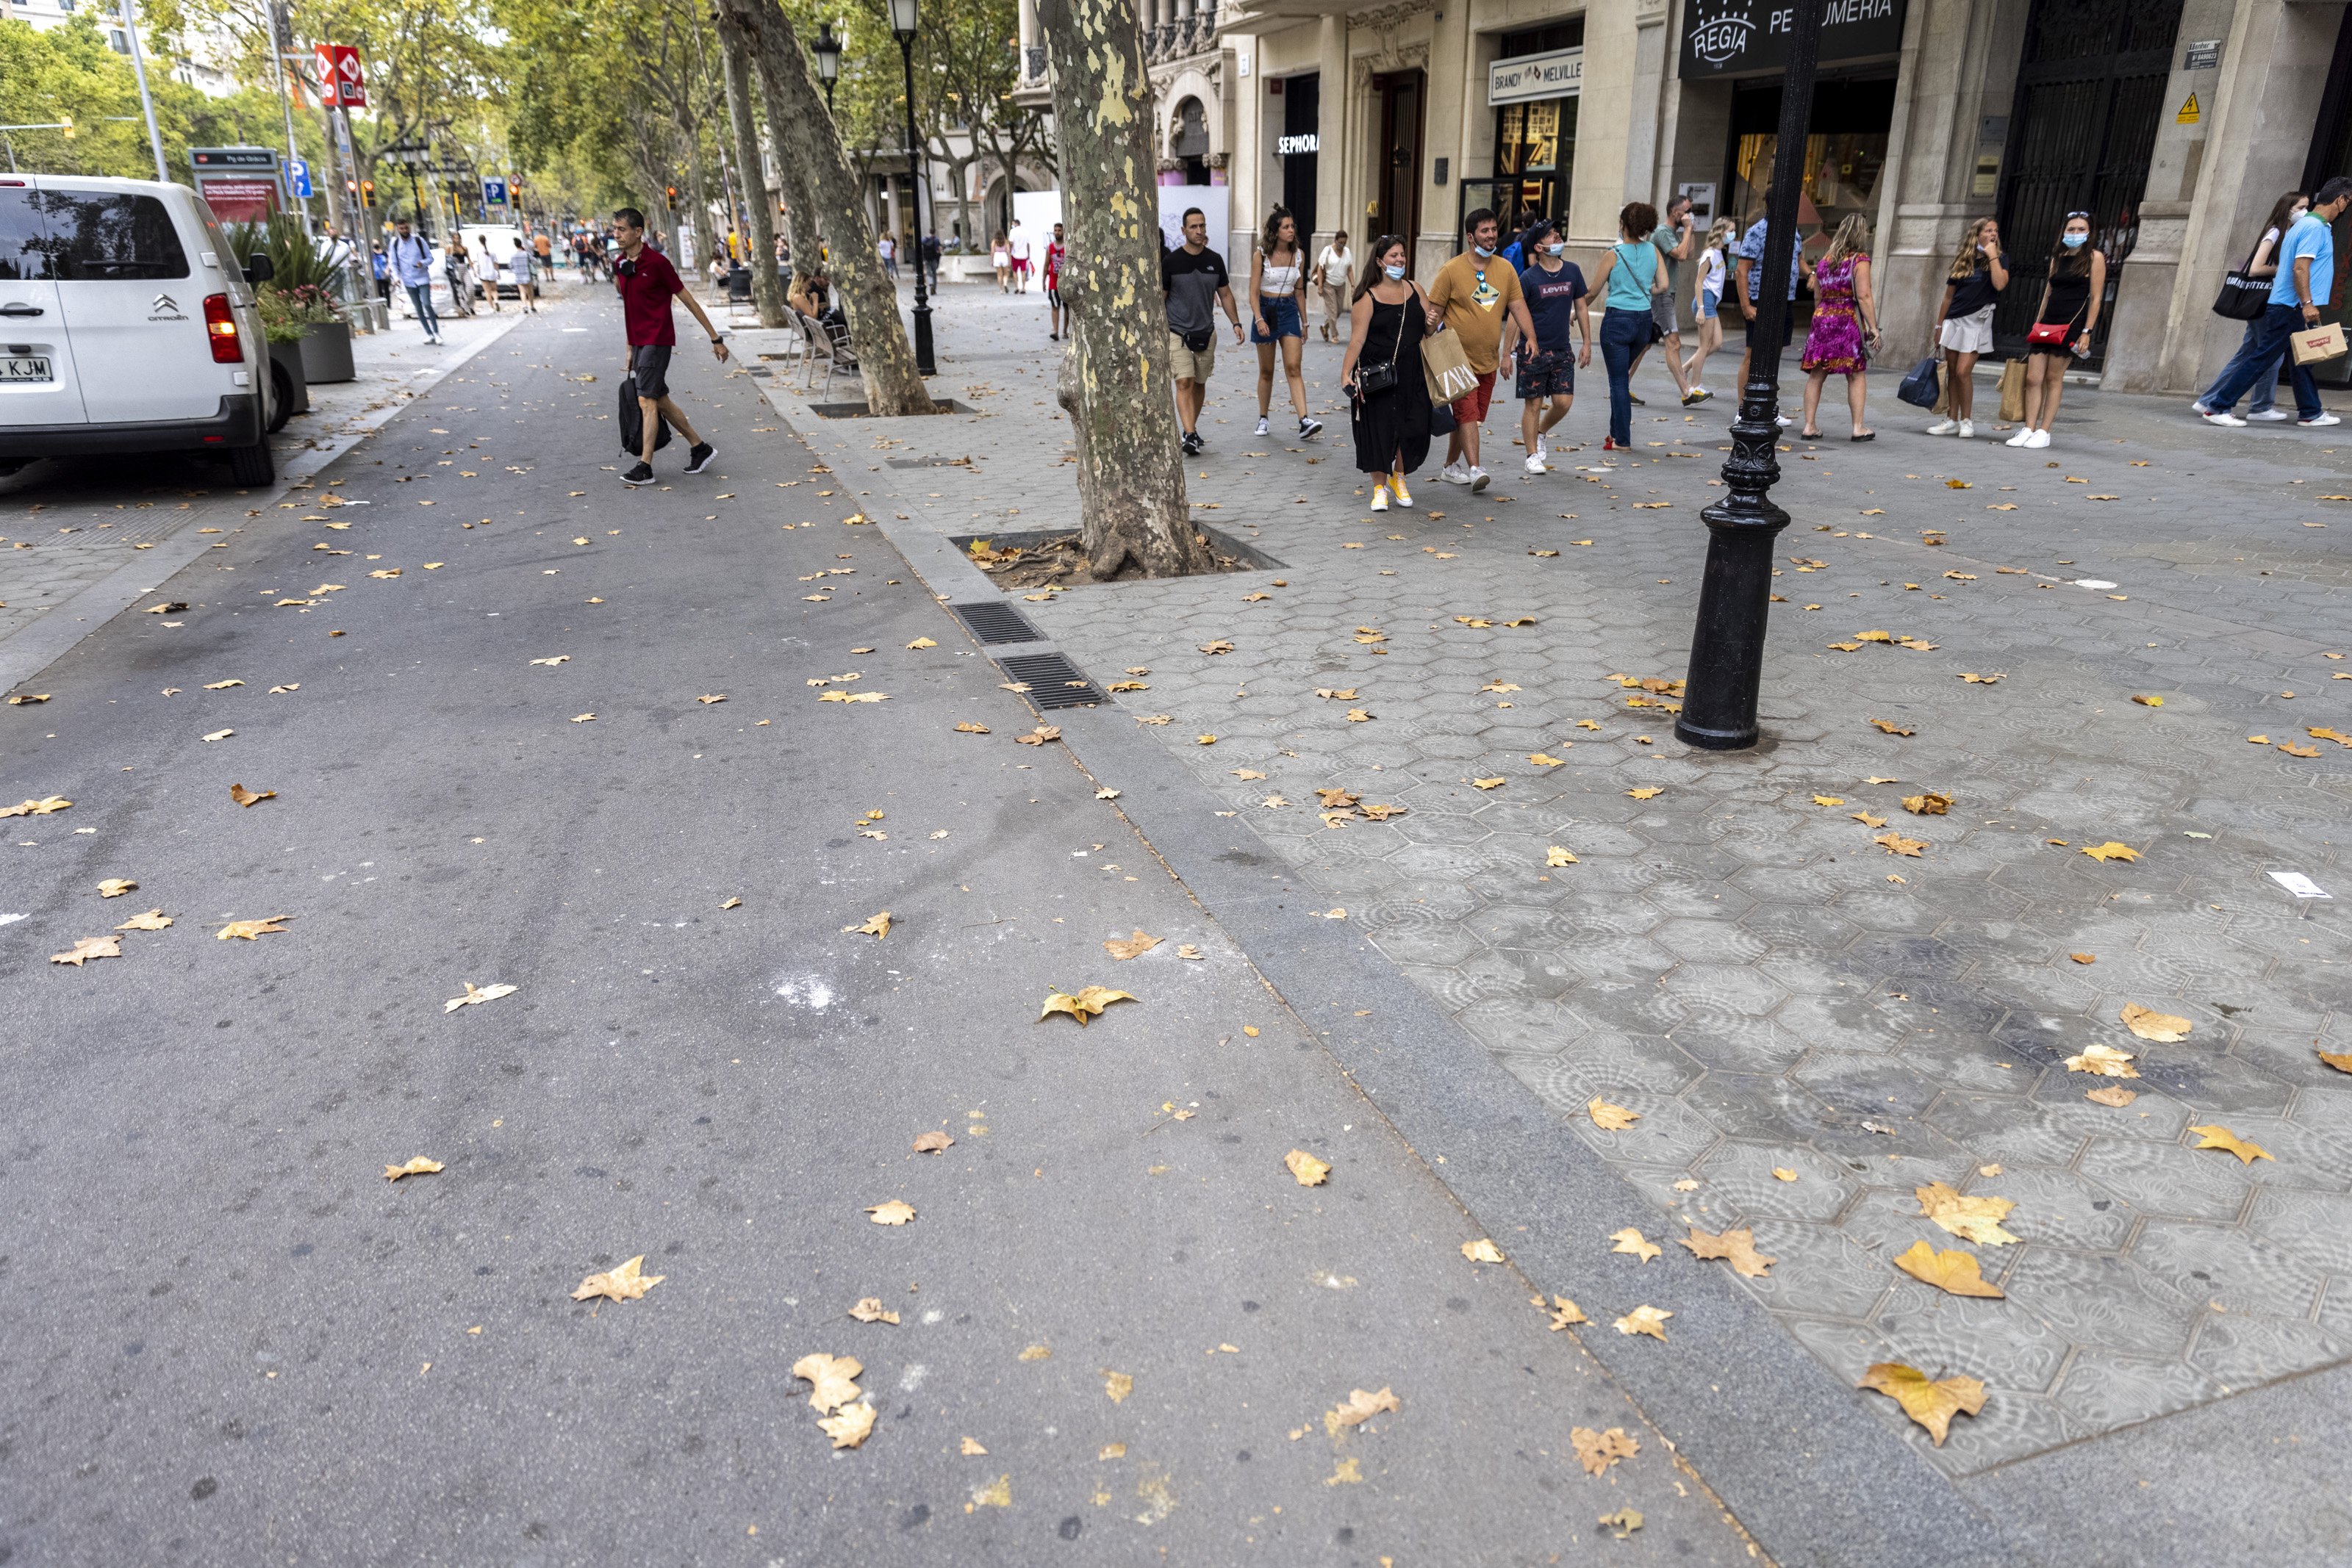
top-left (114, 909), bottom-right (171, 931)
top-left (2079, 841), bottom-right (2140, 862)
top-left (573, 1256), bottom-right (664, 1303)
top-left (1324, 1386), bottom-right (1400, 1436)
top-left (849, 1298), bottom-right (901, 1324)
top-left (1461, 1238), bottom-right (1505, 1263)
top-left (1613, 1306), bottom-right (1671, 1341)
top-left (1039, 985), bottom-right (1136, 1025)
top-left (384, 1157), bottom-right (443, 1182)
top-left (1870, 719), bottom-right (1915, 736)
top-left (2086, 1085), bottom-right (2138, 1107)
top-left (1015, 725), bottom-right (1061, 744)
top-left (954, 721), bottom-right (991, 733)
top-left (217, 916), bottom-right (290, 941)
top-left (2120, 1003), bottom-right (2193, 1042)
top-left (1548, 1296), bottom-right (1588, 1329)
top-left (0, 796), bottom-right (73, 817)
top-left (1610, 1228), bottom-right (1662, 1263)
top-left (1103, 1370), bottom-right (1133, 1403)
top-left (843, 911), bottom-right (892, 938)
top-left (913, 1130), bottom-right (954, 1154)
top-left (1102, 930), bottom-right (1161, 960)
top-left (792, 1352), bottom-right (864, 1412)
top-left (229, 783), bottom-right (276, 807)
top-left (1915, 1182), bottom-right (2019, 1246)
top-left (2189, 1125), bottom-right (2273, 1164)
top-left (1599, 1508), bottom-right (1645, 1539)
top-left (961, 1436), bottom-right (988, 1455)
top-left (1681, 1226), bottom-right (1777, 1277)
top-left (49, 937), bottom-right (121, 966)
top-left (1626, 787), bottom-right (1663, 800)
top-left (445, 982), bottom-right (518, 1013)
top-left (1586, 1096), bottom-right (1640, 1130)
top-left (1571, 1426), bottom-right (1639, 1475)
top-left (1546, 846), bottom-right (1579, 866)
top-left (2319, 1049), bottom-right (2352, 1075)
top-left (1860, 1362), bottom-right (1986, 1447)
top-left (96, 879), bottom-right (137, 898)
top-left (1903, 792), bottom-right (1953, 816)
top-left (866, 1200), bottom-right (917, 1226)
top-left (1285, 1149), bottom-right (1332, 1187)
top-left (2065, 1043), bottom-right (2138, 1078)
top-left (1874, 832), bottom-right (1929, 857)
top-left (819, 1402), bottom-right (877, 1449)
top-left (1893, 1240), bottom-right (2005, 1298)
top-left (1773, 1167), bottom-right (1799, 1182)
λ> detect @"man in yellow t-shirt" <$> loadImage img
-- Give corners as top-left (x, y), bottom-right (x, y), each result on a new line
top-left (1424, 208), bottom-right (1538, 491)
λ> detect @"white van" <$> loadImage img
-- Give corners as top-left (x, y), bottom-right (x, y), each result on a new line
top-left (456, 223), bottom-right (530, 298)
top-left (0, 174), bottom-right (279, 484)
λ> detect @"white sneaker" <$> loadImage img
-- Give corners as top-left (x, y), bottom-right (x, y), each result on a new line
top-left (2248, 409), bottom-right (2292, 422)
top-left (1440, 461), bottom-right (1471, 486)
top-left (1925, 417), bottom-right (1958, 436)
top-left (2202, 411), bottom-right (2248, 427)
top-left (1534, 431), bottom-right (1548, 461)
top-left (1524, 454), bottom-right (1547, 475)
top-left (1370, 483), bottom-right (1391, 511)
top-left (2300, 412), bottom-right (2342, 428)
top-left (2190, 400), bottom-right (2214, 416)
top-left (1775, 414), bottom-right (1793, 428)
top-left (1469, 466), bottom-right (1491, 492)
top-left (2004, 428), bottom-right (2033, 447)
top-left (2024, 428), bottom-right (2051, 448)
top-left (1957, 420), bottom-right (1975, 439)
top-left (1254, 415), bottom-right (1270, 436)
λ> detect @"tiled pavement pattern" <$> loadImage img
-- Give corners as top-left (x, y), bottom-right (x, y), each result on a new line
top-left (0, 305), bottom-right (524, 646)
top-left (847, 292), bottom-right (2352, 1479)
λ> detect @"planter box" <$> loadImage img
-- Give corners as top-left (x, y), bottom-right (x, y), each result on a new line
top-left (298, 319), bottom-right (356, 384)
top-left (266, 338), bottom-right (310, 419)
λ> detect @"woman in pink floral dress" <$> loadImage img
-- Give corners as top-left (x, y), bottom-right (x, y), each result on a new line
top-left (1799, 214), bottom-right (1881, 440)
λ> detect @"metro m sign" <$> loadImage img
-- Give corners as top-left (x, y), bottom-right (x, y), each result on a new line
top-left (315, 43), bottom-right (367, 108)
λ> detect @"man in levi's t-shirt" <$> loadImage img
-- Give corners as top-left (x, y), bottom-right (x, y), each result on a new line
top-left (611, 204), bottom-right (731, 487)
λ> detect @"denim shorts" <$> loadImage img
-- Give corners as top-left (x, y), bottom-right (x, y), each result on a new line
top-left (1251, 294), bottom-right (1303, 343)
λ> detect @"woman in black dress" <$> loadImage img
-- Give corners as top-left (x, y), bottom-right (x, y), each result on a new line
top-left (1339, 235), bottom-right (1433, 511)
top-left (2011, 211), bottom-right (2104, 450)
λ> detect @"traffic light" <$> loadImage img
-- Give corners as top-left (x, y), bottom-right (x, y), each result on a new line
top-left (59, 115), bottom-right (74, 139)
top-left (360, 179), bottom-right (375, 208)
top-left (665, 185), bottom-right (678, 207)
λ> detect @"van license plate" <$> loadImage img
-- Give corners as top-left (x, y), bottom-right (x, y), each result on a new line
top-left (1, 355), bottom-right (53, 383)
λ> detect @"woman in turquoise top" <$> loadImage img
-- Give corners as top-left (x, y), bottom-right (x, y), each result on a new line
top-left (1585, 202), bottom-right (1664, 457)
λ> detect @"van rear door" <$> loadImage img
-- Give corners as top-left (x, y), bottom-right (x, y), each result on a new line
top-left (0, 181), bottom-right (87, 426)
top-left (40, 184), bottom-right (225, 423)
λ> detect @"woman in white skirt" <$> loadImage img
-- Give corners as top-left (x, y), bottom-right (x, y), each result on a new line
top-left (473, 243), bottom-right (503, 312)
top-left (1926, 217), bottom-right (2008, 438)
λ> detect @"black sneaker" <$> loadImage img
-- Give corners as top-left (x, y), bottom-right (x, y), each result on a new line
top-left (1299, 416), bottom-right (1323, 439)
top-left (1181, 431), bottom-right (1202, 456)
top-left (622, 461), bottom-right (656, 486)
top-left (684, 442), bottom-right (716, 475)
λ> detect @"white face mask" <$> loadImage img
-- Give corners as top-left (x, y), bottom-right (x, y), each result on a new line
top-left (1384, 264), bottom-right (1407, 280)
top-left (1473, 242), bottom-right (1494, 259)
top-left (1545, 242), bottom-right (1565, 257)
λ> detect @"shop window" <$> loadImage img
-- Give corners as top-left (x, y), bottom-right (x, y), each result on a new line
top-left (2300, 6), bottom-right (2352, 386)
top-left (1724, 76), bottom-right (1894, 240)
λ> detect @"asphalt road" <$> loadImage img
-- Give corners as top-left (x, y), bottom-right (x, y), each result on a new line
top-left (1, 303), bottom-right (1765, 1564)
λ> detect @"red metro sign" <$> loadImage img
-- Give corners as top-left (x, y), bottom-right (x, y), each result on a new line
top-left (315, 44), bottom-right (367, 108)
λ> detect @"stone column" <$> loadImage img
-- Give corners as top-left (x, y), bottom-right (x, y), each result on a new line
top-left (1017, 0), bottom-right (1039, 81)
top-left (1419, 1), bottom-right (1472, 274)
top-left (2133, 0), bottom-right (2336, 394)
top-left (1317, 15), bottom-right (1348, 250)
top-left (1622, 0), bottom-right (1670, 204)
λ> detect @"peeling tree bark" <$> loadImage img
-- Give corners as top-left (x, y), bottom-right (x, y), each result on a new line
top-left (711, 0), bottom-right (935, 416)
top-left (720, 32), bottom-right (788, 330)
top-left (1039, 0), bottom-right (1210, 579)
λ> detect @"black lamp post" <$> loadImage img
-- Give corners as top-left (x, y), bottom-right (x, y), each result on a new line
top-left (1675, 0), bottom-right (1826, 752)
top-left (813, 21), bottom-right (841, 109)
top-left (888, 0), bottom-right (936, 376)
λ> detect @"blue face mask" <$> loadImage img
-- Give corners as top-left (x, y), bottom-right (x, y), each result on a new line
top-left (1545, 242), bottom-right (1566, 257)
top-left (1384, 264), bottom-right (1407, 280)
top-left (1473, 243), bottom-right (1494, 259)
top-left (2062, 232), bottom-right (2088, 248)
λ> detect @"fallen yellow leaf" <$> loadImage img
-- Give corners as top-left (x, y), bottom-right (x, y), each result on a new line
top-left (1680, 1226), bottom-right (1776, 1277)
top-left (1586, 1096), bottom-right (1639, 1130)
top-left (2120, 1002), bottom-right (2192, 1043)
top-left (2079, 841), bottom-right (2140, 862)
top-left (1610, 1228), bottom-right (1661, 1263)
top-left (1626, 787), bottom-right (1663, 800)
top-left (1471, 777), bottom-right (1505, 790)
top-left (849, 1298), bottom-right (901, 1325)
top-left (444, 981), bottom-right (517, 1013)
top-left (1860, 1362), bottom-right (1986, 1447)
top-left (792, 1352), bottom-right (864, 1412)
top-left (843, 910), bottom-right (892, 938)
top-left (217, 916), bottom-right (290, 941)
top-left (913, 1130), bottom-right (954, 1154)
top-left (1915, 1182), bottom-right (2020, 1246)
top-left (1772, 1167), bottom-right (1799, 1182)
top-left (1613, 1306), bottom-right (1671, 1341)
top-left (2065, 1043), bottom-right (2139, 1078)
top-left (573, 1255), bottom-right (664, 1302)
top-left (229, 783), bottom-right (275, 808)
top-left (2086, 1085), bottom-right (2138, 1107)
top-left (1324, 1386), bottom-right (1400, 1436)
top-left (96, 878), bottom-right (137, 899)
top-left (1103, 929), bottom-right (1161, 960)
top-left (384, 1157), bottom-right (443, 1182)
top-left (114, 909), bottom-right (171, 932)
top-left (2189, 1125), bottom-right (2273, 1165)
top-left (1285, 1148), bottom-right (1332, 1186)
top-left (49, 936), bottom-right (122, 966)
top-left (1102, 1369), bottom-right (1133, 1403)
top-left (1548, 1296), bottom-right (1588, 1329)
top-left (1039, 985), bottom-right (1137, 1025)
top-left (1571, 1425), bottom-right (1639, 1475)
top-left (866, 1200), bottom-right (917, 1226)
top-left (1461, 1237), bottom-right (1505, 1263)
top-left (1892, 1240), bottom-right (2005, 1298)
top-left (1546, 846), bottom-right (1579, 867)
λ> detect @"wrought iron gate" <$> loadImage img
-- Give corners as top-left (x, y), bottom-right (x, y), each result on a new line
top-left (1993, 0), bottom-right (2184, 365)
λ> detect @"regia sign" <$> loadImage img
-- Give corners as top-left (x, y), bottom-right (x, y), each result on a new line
top-left (1488, 46), bottom-right (1582, 107)
top-left (1679, 0), bottom-right (1907, 79)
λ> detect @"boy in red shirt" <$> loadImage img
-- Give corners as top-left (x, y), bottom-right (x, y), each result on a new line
top-left (612, 204), bottom-right (731, 486)
top-left (1044, 222), bottom-right (1068, 342)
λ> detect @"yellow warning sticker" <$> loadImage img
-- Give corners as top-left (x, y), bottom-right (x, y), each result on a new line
top-left (2176, 92), bottom-right (2201, 124)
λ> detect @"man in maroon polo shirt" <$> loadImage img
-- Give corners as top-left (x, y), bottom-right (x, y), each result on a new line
top-left (612, 204), bottom-right (730, 486)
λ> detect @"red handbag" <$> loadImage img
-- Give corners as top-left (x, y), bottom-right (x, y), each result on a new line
top-left (2026, 306), bottom-right (2084, 348)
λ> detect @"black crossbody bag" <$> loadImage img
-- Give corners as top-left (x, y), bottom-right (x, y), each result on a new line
top-left (1354, 288), bottom-right (1417, 397)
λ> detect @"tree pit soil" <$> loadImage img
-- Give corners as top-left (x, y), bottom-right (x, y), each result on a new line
top-left (956, 528), bottom-right (1269, 589)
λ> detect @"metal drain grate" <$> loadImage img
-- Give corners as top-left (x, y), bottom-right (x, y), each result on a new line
top-left (998, 651), bottom-right (1108, 710)
top-left (951, 600), bottom-right (1043, 644)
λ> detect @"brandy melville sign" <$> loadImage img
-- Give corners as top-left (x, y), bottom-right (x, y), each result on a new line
top-left (1488, 46), bottom-right (1582, 107)
top-left (1679, 0), bottom-right (1907, 79)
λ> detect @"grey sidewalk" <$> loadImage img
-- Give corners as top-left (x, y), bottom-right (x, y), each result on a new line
top-left (747, 287), bottom-right (2352, 1566)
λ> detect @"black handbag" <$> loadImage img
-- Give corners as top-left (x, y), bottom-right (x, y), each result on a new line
top-left (1896, 354), bottom-right (1941, 410)
top-left (2214, 235), bottom-right (2273, 321)
top-left (1180, 326), bottom-right (1213, 353)
top-left (1355, 309), bottom-right (1405, 396)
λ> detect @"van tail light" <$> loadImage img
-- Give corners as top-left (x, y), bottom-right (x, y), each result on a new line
top-left (203, 292), bottom-right (241, 363)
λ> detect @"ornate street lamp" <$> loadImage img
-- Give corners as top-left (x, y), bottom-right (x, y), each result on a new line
top-left (812, 21), bottom-right (842, 109)
top-left (1675, 0), bottom-right (1826, 752)
top-left (888, 0), bottom-right (936, 376)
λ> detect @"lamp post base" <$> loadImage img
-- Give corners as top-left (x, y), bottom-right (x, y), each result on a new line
top-left (1675, 425), bottom-right (1793, 752)
top-left (911, 301), bottom-right (935, 377)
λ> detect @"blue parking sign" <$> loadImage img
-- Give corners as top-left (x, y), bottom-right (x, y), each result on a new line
top-left (482, 176), bottom-right (508, 208)
top-left (287, 158), bottom-right (313, 199)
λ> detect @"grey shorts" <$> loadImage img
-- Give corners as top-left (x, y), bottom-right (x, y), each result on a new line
top-left (631, 343), bottom-right (673, 401)
top-left (1651, 288), bottom-right (1679, 336)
